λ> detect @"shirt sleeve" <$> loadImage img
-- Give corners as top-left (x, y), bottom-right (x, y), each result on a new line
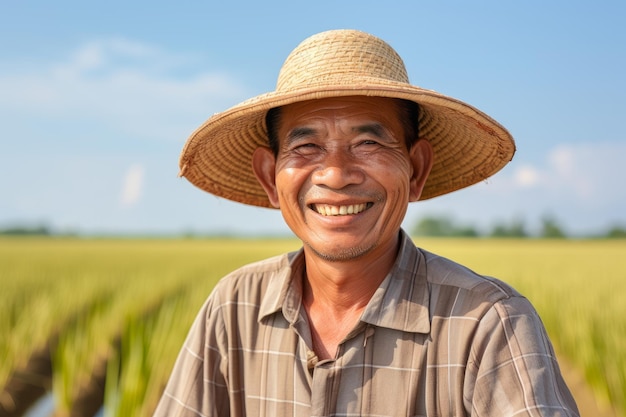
top-left (152, 294), bottom-right (230, 417)
top-left (464, 296), bottom-right (580, 416)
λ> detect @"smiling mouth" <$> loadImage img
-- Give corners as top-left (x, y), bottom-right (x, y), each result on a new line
top-left (311, 203), bottom-right (373, 216)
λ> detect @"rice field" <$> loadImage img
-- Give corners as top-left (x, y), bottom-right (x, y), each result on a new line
top-left (0, 236), bottom-right (624, 416)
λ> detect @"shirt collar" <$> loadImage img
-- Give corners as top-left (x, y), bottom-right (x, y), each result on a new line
top-left (258, 249), bottom-right (304, 323)
top-left (258, 230), bottom-right (431, 334)
top-left (360, 229), bottom-right (430, 333)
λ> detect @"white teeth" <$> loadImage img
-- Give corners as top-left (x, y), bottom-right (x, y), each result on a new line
top-left (314, 203), bottom-right (367, 216)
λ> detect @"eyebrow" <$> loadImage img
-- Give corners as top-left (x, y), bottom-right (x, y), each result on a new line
top-left (286, 126), bottom-right (316, 144)
top-left (353, 123), bottom-right (386, 138)
top-left (285, 122), bottom-right (389, 144)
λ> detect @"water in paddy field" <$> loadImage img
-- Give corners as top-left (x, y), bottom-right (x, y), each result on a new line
top-left (23, 393), bottom-right (53, 417)
top-left (22, 393), bottom-right (104, 417)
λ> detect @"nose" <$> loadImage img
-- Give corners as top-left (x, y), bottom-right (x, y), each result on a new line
top-left (310, 147), bottom-right (365, 189)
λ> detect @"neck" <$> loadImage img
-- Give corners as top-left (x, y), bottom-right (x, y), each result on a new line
top-left (300, 237), bottom-right (400, 360)
top-left (302, 235), bottom-right (400, 313)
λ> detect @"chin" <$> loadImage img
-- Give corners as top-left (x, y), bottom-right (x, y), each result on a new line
top-left (305, 240), bottom-right (376, 262)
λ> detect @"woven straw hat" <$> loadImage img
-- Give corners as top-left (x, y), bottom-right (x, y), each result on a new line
top-left (179, 29), bottom-right (515, 208)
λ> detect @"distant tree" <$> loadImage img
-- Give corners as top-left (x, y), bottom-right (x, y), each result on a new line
top-left (412, 216), bottom-right (478, 237)
top-left (0, 224), bottom-right (51, 236)
top-left (606, 225), bottom-right (626, 239)
top-left (540, 215), bottom-right (566, 238)
top-left (413, 216), bottom-right (454, 236)
top-left (456, 226), bottom-right (479, 238)
top-left (490, 224), bottom-right (508, 237)
top-left (489, 218), bottom-right (528, 238)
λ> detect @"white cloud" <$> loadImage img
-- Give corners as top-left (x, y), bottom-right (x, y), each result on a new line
top-left (120, 164), bottom-right (144, 208)
top-left (64, 38), bottom-right (162, 75)
top-left (513, 165), bottom-right (541, 187)
top-left (0, 38), bottom-right (249, 143)
top-left (507, 141), bottom-right (625, 204)
top-left (549, 145), bottom-right (575, 177)
top-left (434, 140), bottom-right (626, 234)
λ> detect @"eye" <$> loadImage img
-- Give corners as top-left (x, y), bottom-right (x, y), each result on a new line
top-left (296, 142), bottom-right (319, 149)
top-left (292, 142), bottom-right (322, 154)
top-left (358, 139), bottom-right (382, 147)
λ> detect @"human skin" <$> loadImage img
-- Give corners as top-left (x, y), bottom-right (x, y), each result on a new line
top-left (252, 96), bottom-right (433, 358)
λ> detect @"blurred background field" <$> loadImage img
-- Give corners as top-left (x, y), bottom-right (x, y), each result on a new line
top-left (0, 236), bottom-right (624, 417)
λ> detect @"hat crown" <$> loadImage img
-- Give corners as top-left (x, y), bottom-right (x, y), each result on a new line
top-left (276, 30), bottom-right (409, 91)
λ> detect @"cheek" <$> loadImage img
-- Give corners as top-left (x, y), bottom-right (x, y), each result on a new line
top-left (375, 154), bottom-right (413, 187)
top-left (275, 165), bottom-right (307, 186)
top-left (380, 188), bottom-right (410, 232)
top-left (275, 167), bottom-right (308, 207)
top-left (377, 157), bottom-right (413, 216)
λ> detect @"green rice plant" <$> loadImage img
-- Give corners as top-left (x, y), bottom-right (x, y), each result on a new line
top-left (103, 287), bottom-right (202, 417)
top-left (103, 238), bottom-right (300, 416)
top-left (1, 236), bottom-right (298, 388)
top-left (49, 272), bottom-right (192, 414)
top-left (51, 295), bottom-right (115, 414)
top-left (0, 238), bottom-right (119, 390)
top-left (0, 236), bottom-right (300, 413)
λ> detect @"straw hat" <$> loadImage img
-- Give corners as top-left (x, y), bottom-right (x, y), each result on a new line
top-left (179, 29), bottom-right (515, 208)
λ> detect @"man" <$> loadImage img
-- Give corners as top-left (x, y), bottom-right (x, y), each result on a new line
top-left (154, 29), bottom-right (579, 416)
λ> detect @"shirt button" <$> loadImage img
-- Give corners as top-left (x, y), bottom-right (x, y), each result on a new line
top-left (307, 350), bottom-right (318, 369)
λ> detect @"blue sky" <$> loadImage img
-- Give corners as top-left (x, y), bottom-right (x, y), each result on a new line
top-left (1, 1), bottom-right (625, 236)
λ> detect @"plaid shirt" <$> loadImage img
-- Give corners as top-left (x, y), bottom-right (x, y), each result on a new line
top-left (153, 230), bottom-right (579, 416)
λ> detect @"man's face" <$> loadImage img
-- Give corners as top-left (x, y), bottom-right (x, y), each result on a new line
top-left (253, 96), bottom-right (432, 262)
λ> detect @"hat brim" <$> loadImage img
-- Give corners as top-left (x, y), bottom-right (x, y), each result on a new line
top-left (179, 80), bottom-right (515, 208)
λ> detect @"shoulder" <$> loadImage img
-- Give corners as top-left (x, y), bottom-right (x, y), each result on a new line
top-left (221, 252), bottom-right (292, 282)
top-left (208, 251), bottom-right (293, 301)
top-left (196, 249), bottom-right (303, 324)
top-left (420, 248), bottom-right (520, 300)
top-left (417, 248), bottom-right (528, 322)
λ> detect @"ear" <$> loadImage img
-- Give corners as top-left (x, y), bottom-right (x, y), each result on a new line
top-left (252, 146), bottom-right (280, 208)
top-left (408, 139), bottom-right (434, 202)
